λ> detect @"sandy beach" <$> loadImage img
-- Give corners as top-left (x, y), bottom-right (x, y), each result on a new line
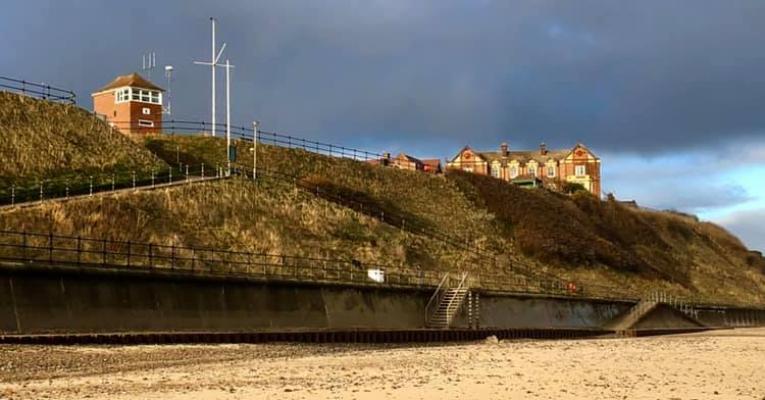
top-left (1, 328), bottom-right (764, 400)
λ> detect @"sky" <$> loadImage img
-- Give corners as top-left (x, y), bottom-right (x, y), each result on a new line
top-left (1, 0), bottom-right (764, 251)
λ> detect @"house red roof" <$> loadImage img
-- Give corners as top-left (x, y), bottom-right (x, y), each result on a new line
top-left (94, 73), bottom-right (164, 93)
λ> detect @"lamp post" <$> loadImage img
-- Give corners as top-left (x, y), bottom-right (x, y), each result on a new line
top-left (252, 120), bottom-right (259, 180)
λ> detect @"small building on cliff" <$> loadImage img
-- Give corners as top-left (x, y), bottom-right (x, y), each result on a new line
top-left (92, 73), bottom-right (164, 136)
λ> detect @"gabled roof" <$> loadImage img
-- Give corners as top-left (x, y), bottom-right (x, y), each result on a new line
top-left (93, 73), bottom-right (164, 94)
top-left (395, 153), bottom-right (424, 164)
top-left (449, 146), bottom-right (487, 163)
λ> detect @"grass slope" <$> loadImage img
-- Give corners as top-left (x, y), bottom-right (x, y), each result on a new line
top-left (0, 121), bottom-right (762, 304)
top-left (0, 92), bottom-right (166, 192)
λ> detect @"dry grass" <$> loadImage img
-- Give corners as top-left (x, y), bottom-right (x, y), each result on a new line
top-left (0, 92), bottom-right (166, 190)
top-left (447, 170), bottom-right (765, 304)
top-left (0, 127), bottom-right (763, 304)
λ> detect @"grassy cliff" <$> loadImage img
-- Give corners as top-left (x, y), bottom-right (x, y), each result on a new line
top-left (0, 99), bottom-right (762, 305)
top-left (0, 92), bottom-right (166, 194)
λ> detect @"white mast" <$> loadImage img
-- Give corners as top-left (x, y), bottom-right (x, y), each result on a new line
top-left (211, 18), bottom-right (216, 137)
top-left (224, 59), bottom-right (234, 175)
top-left (194, 18), bottom-right (227, 137)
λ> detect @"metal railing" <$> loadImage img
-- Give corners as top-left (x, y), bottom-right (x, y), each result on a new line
top-left (0, 229), bottom-right (635, 300)
top-left (103, 120), bottom-right (387, 162)
top-left (0, 76), bottom-right (76, 104)
top-left (0, 164), bottom-right (221, 207)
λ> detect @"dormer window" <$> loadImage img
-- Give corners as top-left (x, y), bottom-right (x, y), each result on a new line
top-left (491, 163), bottom-right (501, 178)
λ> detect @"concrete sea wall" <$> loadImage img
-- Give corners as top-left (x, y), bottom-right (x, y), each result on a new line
top-left (0, 263), bottom-right (761, 336)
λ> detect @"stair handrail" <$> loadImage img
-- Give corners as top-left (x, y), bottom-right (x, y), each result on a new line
top-left (443, 272), bottom-right (471, 326)
top-left (425, 272), bottom-right (450, 322)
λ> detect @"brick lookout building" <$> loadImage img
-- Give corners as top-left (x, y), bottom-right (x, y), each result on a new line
top-left (92, 73), bottom-right (164, 135)
top-left (447, 142), bottom-right (601, 196)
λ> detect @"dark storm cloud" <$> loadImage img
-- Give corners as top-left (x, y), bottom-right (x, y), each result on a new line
top-left (2, 0), bottom-right (765, 153)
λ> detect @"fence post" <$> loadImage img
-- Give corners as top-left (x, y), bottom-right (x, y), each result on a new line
top-left (65, 181), bottom-right (69, 199)
top-left (169, 167), bottom-right (173, 183)
top-left (185, 164), bottom-right (189, 181)
top-left (39, 180), bottom-right (44, 202)
top-left (201, 163), bottom-right (205, 178)
top-left (102, 238), bottom-right (107, 266)
top-left (11, 185), bottom-right (15, 206)
top-left (48, 231), bottom-right (53, 264)
top-left (76, 236), bottom-right (81, 265)
top-left (89, 176), bottom-right (93, 196)
top-left (111, 174), bottom-right (115, 191)
top-left (22, 231), bottom-right (28, 261)
top-left (132, 171), bottom-right (136, 189)
top-left (151, 170), bottom-right (155, 188)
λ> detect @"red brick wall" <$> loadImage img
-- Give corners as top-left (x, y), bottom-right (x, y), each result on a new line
top-left (92, 89), bottom-right (162, 136)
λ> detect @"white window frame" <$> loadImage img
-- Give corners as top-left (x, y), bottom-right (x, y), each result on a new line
top-left (510, 166), bottom-right (518, 178)
top-left (527, 163), bottom-right (537, 177)
top-left (575, 165), bottom-right (586, 177)
top-left (491, 163), bottom-right (501, 178)
top-left (547, 165), bottom-right (556, 178)
top-left (142, 107), bottom-right (151, 115)
top-left (114, 87), bottom-right (162, 105)
top-left (137, 119), bottom-right (155, 127)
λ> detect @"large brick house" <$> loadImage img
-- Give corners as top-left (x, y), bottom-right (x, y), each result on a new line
top-left (92, 73), bottom-right (164, 135)
top-left (447, 142), bottom-right (601, 196)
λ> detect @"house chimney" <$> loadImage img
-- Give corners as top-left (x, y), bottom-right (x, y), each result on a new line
top-left (500, 142), bottom-right (509, 157)
top-left (540, 142), bottom-right (548, 155)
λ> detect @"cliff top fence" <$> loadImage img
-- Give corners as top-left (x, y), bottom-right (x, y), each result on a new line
top-left (105, 120), bottom-right (386, 162)
top-left (0, 76), bottom-right (77, 105)
top-left (0, 229), bottom-right (637, 302)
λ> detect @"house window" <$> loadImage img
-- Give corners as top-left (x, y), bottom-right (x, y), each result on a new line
top-left (142, 107), bottom-right (151, 115)
top-left (464, 166), bottom-right (474, 173)
top-left (510, 166), bottom-right (518, 178)
top-left (491, 164), bottom-right (501, 178)
top-left (115, 88), bottom-right (131, 103)
top-left (137, 119), bottom-right (154, 127)
top-left (547, 166), bottom-right (556, 177)
top-left (575, 165), bottom-right (586, 177)
top-left (528, 166), bottom-right (537, 177)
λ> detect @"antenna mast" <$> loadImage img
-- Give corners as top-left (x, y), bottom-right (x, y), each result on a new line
top-left (142, 51), bottom-right (156, 80)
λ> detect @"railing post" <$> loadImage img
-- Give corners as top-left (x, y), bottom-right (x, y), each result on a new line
top-left (48, 231), bottom-right (53, 264)
top-left (102, 238), bottom-right (107, 266)
top-left (76, 236), bottom-right (81, 265)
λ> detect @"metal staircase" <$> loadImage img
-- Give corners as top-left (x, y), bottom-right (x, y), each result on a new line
top-left (609, 300), bottom-right (659, 332)
top-left (426, 272), bottom-right (470, 329)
